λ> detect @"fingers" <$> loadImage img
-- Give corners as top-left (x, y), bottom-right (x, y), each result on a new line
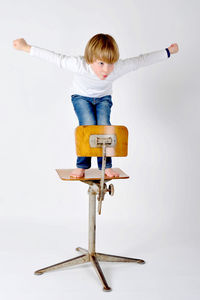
top-left (13, 40), bottom-right (18, 49)
top-left (13, 39), bottom-right (18, 47)
top-left (168, 43), bottom-right (179, 54)
top-left (13, 38), bottom-right (26, 50)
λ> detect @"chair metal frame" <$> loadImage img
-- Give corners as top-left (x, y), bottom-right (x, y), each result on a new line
top-left (34, 126), bottom-right (145, 291)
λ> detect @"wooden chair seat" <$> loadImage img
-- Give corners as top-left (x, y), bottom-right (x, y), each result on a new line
top-left (56, 168), bottom-right (129, 181)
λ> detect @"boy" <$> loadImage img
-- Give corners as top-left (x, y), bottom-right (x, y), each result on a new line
top-left (13, 33), bottom-right (179, 178)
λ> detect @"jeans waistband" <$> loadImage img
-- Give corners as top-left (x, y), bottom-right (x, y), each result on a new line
top-left (71, 94), bottom-right (111, 101)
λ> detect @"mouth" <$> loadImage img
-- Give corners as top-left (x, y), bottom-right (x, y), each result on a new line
top-left (103, 75), bottom-right (107, 78)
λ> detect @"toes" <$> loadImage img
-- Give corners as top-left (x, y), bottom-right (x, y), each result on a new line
top-left (105, 171), bottom-right (119, 178)
top-left (70, 169), bottom-right (85, 178)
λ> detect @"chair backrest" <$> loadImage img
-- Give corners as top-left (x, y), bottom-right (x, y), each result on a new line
top-left (75, 125), bottom-right (128, 157)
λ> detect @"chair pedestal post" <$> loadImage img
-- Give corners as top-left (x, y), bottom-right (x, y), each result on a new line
top-left (88, 186), bottom-right (96, 255)
top-left (34, 180), bottom-right (145, 292)
top-left (87, 184), bottom-right (111, 291)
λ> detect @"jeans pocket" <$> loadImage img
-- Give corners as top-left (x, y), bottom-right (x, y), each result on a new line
top-left (72, 94), bottom-right (79, 100)
top-left (105, 98), bottom-right (113, 108)
top-left (104, 96), bottom-right (113, 107)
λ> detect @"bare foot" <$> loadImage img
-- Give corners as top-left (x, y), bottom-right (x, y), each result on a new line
top-left (70, 168), bottom-right (85, 178)
top-left (105, 168), bottom-right (119, 178)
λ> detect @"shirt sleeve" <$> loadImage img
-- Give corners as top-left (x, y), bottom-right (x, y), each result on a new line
top-left (114, 49), bottom-right (169, 78)
top-left (30, 46), bottom-right (81, 72)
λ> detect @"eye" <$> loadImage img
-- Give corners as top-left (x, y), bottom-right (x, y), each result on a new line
top-left (98, 62), bottom-right (104, 65)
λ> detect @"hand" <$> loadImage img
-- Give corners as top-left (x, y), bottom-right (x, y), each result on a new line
top-left (168, 43), bottom-right (179, 55)
top-left (13, 38), bottom-right (31, 52)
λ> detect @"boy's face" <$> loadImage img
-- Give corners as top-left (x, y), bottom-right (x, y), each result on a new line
top-left (90, 60), bottom-right (114, 80)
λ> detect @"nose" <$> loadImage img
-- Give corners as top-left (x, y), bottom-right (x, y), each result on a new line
top-left (103, 64), bottom-right (109, 73)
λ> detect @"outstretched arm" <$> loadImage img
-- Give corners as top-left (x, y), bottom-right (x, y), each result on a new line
top-left (114, 42), bottom-right (179, 77)
top-left (13, 38), bottom-right (81, 71)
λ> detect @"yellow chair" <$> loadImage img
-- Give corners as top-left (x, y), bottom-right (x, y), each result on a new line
top-left (34, 125), bottom-right (145, 291)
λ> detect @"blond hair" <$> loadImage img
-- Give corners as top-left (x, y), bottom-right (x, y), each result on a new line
top-left (84, 33), bottom-right (119, 64)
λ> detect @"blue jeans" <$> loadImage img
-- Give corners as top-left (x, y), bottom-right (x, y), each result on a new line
top-left (71, 94), bottom-right (113, 170)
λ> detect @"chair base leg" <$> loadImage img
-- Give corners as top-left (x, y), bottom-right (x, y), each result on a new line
top-left (34, 254), bottom-right (89, 275)
top-left (96, 252), bottom-right (145, 264)
top-left (34, 246), bottom-right (145, 290)
top-left (76, 247), bottom-right (145, 264)
top-left (75, 247), bottom-right (88, 254)
top-left (90, 254), bottom-right (111, 291)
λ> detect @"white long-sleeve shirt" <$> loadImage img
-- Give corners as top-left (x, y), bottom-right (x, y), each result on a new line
top-left (30, 46), bottom-right (169, 98)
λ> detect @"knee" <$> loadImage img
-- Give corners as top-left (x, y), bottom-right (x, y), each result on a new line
top-left (79, 118), bottom-right (96, 126)
top-left (79, 112), bottom-right (96, 125)
top-left (97, 117), bottom-right (111, 125)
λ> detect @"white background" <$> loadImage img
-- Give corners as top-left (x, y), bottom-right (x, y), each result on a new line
top-left (0, 0), bottom-right (200, 299)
